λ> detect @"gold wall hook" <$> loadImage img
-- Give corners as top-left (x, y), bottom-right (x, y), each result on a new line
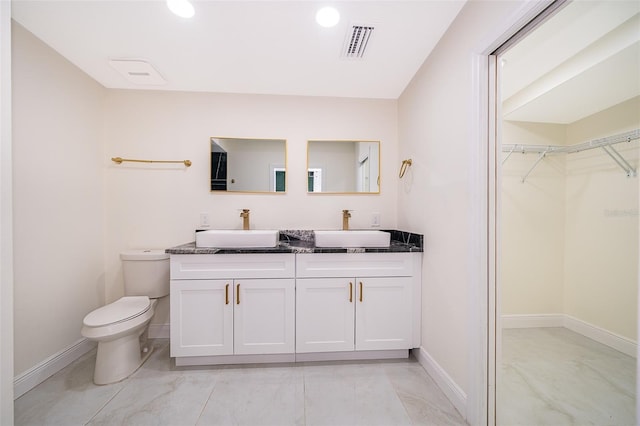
top-left (111, 157), bottom-right (192, 167)
top-left (399, 159), bottom-right (412, 178)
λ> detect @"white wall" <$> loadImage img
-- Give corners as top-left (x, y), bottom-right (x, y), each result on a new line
top-left (12, 22), bottom-right (106, 375)
top-left (103, 90), bottom-right (399, 324)
top-left (397, 0), bottom-right (527, 409)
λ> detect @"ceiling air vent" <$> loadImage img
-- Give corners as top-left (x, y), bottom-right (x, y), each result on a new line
top-left (342, 25), bottom-right (375, 59)
top-left (108, 59), bottom-right (167, 85)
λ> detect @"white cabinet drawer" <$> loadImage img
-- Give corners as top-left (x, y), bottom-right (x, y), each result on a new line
top-left (170, 253), bottom-right (295, 280)
top-left (296, 253), bottom-right (413, 278)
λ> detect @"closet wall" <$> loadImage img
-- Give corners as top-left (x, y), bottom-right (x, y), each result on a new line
top-left (501, 122), bottom-right (567, 316)
top-left (564, 97), bottom-right (639, 341)
top-left (502, 96), bottom-right (639, 343)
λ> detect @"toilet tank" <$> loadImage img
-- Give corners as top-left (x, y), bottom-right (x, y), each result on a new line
top-left (120, 250), bottom-right (170, 298)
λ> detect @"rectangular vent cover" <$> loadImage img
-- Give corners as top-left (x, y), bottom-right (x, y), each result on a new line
top-left (343, 25), bottom-right (374, 59)
top-left (108, 59), bottom-right (167, 85)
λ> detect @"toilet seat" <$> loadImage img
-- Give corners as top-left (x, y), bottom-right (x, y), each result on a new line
top-left (83, 296), bottom-right (151, 328)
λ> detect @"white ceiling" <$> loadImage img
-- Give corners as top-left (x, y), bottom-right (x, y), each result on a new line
top-left (11, 0), bottom-right (466, 99)
top-left (501, 1), bottom-right (640, 124)
top-left (12, 1), bottom-right (640, 123)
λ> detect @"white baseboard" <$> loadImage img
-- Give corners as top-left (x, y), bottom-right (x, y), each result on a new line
top-left (501, 313), bottom-right (564, 329)
top-left (415, 347), bottom-right (467, 418)
top-left (14, 338), bottom-right (96, 399)
top-left (501, 313), bottom-right (637, 358)
top-left (149, 323), bottom-right (170, 339)
top-left (14, 324), bottom-right (169, 399)
top-left (564, 315), bottom-right (636, 358)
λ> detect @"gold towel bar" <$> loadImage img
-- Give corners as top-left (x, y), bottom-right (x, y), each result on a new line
top-left (399, 159), bottom-right (412, 178)
top-left (111, 157), bottom-right (192, 167)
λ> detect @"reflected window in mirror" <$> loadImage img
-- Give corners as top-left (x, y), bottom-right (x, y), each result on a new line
top-left (307, 140), bottom-right (380, 194)
top-left (308, 168), bottom-right (322, 192)
top-left (210, 137), bottom-right (287, 193)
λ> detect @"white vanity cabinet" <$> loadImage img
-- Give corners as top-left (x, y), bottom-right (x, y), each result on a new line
top-left (170, 254), bottom-right (295, 363)
top-left (295, 253), bottom-right (419, 355)
top-left (170, 279), bottom-right (233, 356)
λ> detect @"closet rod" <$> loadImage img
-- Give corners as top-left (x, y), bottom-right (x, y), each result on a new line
top-left (502, 128), bottom-right (639, 181)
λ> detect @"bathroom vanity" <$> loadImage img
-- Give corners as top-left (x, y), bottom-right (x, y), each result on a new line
top-left (167, 230), bottom-right (423, 367)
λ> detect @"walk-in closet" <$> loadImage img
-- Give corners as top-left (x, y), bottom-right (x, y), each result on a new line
top-left (497, 1), bottom-right (639, 424)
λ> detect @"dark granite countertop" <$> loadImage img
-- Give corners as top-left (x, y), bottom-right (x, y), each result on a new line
top-left (165, 229), bottom-right (423, 255)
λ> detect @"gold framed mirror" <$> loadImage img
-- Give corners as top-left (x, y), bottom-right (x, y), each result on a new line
top-left (210, 137), bottom-right (287, 193)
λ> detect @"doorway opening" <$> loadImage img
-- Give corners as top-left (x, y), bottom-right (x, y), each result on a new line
top-left (489, 1), bottom-right (639, 424)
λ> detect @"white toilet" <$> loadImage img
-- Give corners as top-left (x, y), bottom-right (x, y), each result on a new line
top-left (81, 249), bottom-right (169, 385)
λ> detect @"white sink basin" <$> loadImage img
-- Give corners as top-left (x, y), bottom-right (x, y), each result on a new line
top-left (196, 230), bottom-right (279, 248)
top-left (314, 230), bottom-right (390, 248)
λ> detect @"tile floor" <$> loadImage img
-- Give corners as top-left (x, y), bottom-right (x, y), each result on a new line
top-left (15, 340), bottom-right (467, 426)
top-left (498, 327), bottom-right (636, 426)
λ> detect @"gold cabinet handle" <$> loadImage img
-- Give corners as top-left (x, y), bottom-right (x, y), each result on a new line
top-left (225, 283), bottom-right (229, 305)
top-left (349, 282), bottom-right (353, 302)
top-left (236, 283), bottom-right (240, 305)
top-left (359, 281), bottom-right (363, 302)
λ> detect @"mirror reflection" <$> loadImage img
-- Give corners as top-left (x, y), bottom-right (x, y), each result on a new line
top-left (210, 137), bottom-right (286, 193)
top-left (307, 140), bottom-right (380, 193)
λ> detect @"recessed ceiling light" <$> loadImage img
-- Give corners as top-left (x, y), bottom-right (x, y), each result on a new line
top-left (316, 6), bottom-right (340, 28)
top-left (166, 0), bottom-right (195, 19)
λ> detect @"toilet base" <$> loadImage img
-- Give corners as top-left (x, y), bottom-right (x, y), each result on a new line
top-left (93, 331), bottom-right (153, 385)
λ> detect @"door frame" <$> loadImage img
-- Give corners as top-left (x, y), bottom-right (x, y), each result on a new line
top-left (467, 0), bottom-right (570, 425)
top-left (469, 1), bottom-right (565, 424)
top-left (0, 1), bottom-right (14, 423)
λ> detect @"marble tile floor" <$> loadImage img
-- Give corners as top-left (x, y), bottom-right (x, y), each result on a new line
top-left (498, 327), bottom-right (636, 426)
top-left (15, 340), bottom-right (467, 426)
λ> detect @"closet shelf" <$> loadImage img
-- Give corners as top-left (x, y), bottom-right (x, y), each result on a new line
top-left (502, 128), bottom-right (639, 182)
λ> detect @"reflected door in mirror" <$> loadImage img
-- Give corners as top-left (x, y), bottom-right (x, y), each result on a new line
top-left (211, 151), bottom-right (227, 191)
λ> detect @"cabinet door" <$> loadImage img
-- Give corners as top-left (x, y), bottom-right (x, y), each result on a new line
top-left (170, 279), bottom-right (233, 357)
top-left (296, 278), bottom-right (355, 353)
top-left (234, 278), bottom-right (295, 355)
top-left (355, 277), bottom-right (412, 351)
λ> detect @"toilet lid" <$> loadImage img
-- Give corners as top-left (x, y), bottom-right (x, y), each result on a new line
top-left (83, 296), bottom-right (151, 327)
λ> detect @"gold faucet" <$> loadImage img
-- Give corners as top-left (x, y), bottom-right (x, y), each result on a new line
top-left (240, 209), bottom-right (250, 230)
top-left (342, 210), bottom-right (351, 230)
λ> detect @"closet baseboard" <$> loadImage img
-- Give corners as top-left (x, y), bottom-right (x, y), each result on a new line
top-left (564, 315), bottom-right (636, 358)
top-left (502, 314), bottom-right (637, 358)
top-left (501, 313), bottom-right (564, 329)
